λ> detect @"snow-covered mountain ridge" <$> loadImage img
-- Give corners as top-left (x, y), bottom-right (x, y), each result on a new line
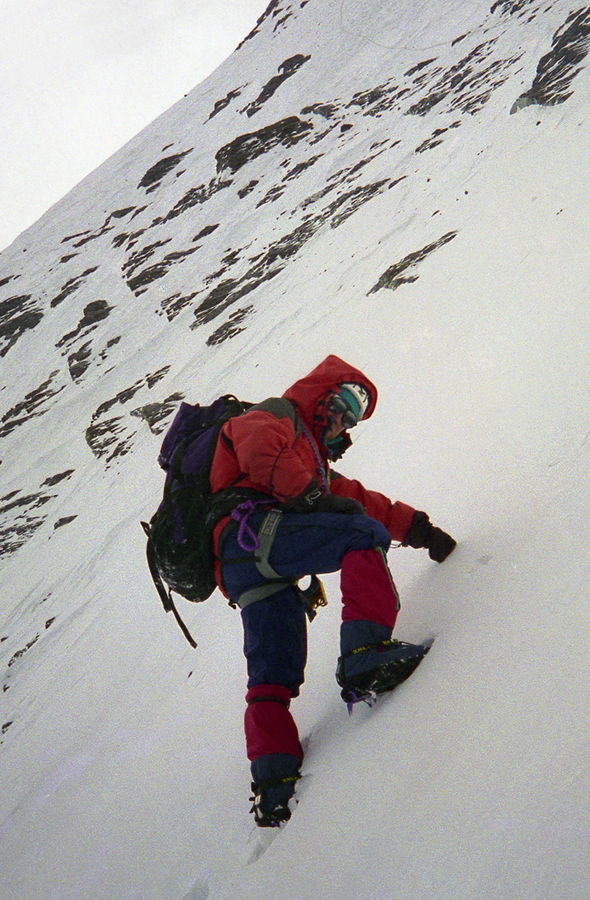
top-left (1, 1), bottom-right (589, 897)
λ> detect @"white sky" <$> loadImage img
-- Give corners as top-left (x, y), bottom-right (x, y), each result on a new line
top-left (0, 0), bottom-right (270, 252)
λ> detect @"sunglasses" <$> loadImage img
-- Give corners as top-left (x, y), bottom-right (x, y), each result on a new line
top-left (327, 393), bottom-right (360, 429)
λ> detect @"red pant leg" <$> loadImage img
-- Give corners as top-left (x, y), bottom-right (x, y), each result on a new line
top-left (340, 547), bottom-right (400, 628)
top-left (244, 684), bottom-right (303, 761)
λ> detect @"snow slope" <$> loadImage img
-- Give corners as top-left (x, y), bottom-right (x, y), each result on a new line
top-left (1, 1), bottom-right (589, 897)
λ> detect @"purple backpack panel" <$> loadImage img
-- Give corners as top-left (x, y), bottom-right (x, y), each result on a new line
top-left (157, 396), bottom-right (232, 474)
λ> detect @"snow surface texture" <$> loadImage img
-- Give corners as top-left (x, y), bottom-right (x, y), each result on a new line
top-left (1, 0), bottom-right (589, 897)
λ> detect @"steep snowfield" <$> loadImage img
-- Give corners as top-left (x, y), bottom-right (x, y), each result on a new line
top-left (1, 2), bottom-right (589, 898)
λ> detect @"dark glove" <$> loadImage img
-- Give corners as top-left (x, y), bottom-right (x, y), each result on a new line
top-left (285, 480), bottom-right (364, 515)
top-left (403, 510), bottom-right (456, 563)
top-left (284, 480), bottom-right (323, 511)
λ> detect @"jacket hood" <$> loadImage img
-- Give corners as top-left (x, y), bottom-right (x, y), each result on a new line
top-left (282, 355), bottom-right (378, 428)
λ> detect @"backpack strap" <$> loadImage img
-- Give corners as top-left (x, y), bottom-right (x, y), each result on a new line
top-left (141, 521), bottom-right (198, 649)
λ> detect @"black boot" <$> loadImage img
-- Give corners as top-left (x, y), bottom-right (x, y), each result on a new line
top-left (336, 620), bottom-right (430, 703)
top-left (249, 753), bottom-right (301, 827)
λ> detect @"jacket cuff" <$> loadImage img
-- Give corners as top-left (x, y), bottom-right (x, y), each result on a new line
top-left (388, 500), bottom-right (418, 543)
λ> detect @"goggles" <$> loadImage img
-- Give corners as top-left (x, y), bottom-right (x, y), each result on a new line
top-left (327, 393), bottom-right (361, 429)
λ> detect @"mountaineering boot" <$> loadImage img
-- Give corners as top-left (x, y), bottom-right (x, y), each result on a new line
top-left (336, 620), bottom-right (430, 703)
top-left (250, 780), bottom-right (295, 827)
top-left (249, 753), bottom-right (301, 827)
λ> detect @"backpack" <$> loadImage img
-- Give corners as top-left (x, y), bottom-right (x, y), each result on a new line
top-left (141, 394), bottom-right (250, 647)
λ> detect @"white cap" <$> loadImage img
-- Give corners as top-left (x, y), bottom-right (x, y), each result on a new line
top-left (338, 382), bottom-right (370, 420)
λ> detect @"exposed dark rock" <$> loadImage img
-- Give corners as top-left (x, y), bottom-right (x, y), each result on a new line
top-left (163, 248), bottom-right (199, 266)
top-left (54, 301), bottom-right (117, 380)
top-left (204, 264), bottom-right (230, 286)
top-left (57, 209), bottom-right (132, 252)
top-left (164, 178), bottom-right (233, 221)
top-left (122, 240), bottom-right (172, 279)
top-left (42, 470), bottom-right (75, 487)
top-left (160, 291), bottom-right (199, 320)
top-left (324, 149), bottom-right (393, 189)
top-left (406, 40), bottom-right (523, 116)
top-left (110, 207), bottom-right (136, 220)
top-left (207, 306), bottom-right (254, 345)
top-left (125, 228), bottom-right (149, 249)
top-left (511, 8), bottom-right (590, 111)
top-left (61, 230), bottom-right (92, 243)
top-left (257, 185), bottom-right (286, 207)
top-left (368, 232), bottom-right (459, 294)
top-left (238, 180), bottom-right (260, 198)
top-left (404, 59), bottom-right (438, 77)
top-left (193, 177), bottom-right (397, 329)
top-left (85, 414), bottom-right (132, 463)
top-left (8, 634), bottom-right (39, 667)
top-left (146, 366), bottom-right (171, 389)
top-left (125, 246), bottom-right (199, 295)
top-left (0, 294), bottom-right (44, 357)
top-left (66, 209), bottom-right (136, 249)
top-left (347, 80), bottom-right (410, 116)
top-left (0, 488), bottom-right (55, 557)
top-left (284, 155), bottom-right (322, 181)
top-left (330, 180), bottom-right (397, 229)
top-left (301, 102), bottom-right (340, 119)
top-left (54, 516), bottom-right (77, 529)
top-left (100, 336), bottom-right (121, 361)
top-left (193, 224), bottom-right (219, 241)
top-left (79, 299), bottom-right (112, 327)
top-left (56, 299), bottom-right (114, 349)
top-left (67, 343), bottom-right (92, 381)
top-left (86, 368), bottom-right (172, 460)
top-left (138, 150), bottom-right (193, 189)
top-left (50, 268), bottom-right (99, 308)
top-left (0, 371), bottom-right (65, 439)
top-left (244, 54), bottom-right (311, 117)
top-left (491, 0), bottom-right (536, 16)
top-left (73, 228), bottom-right (113, 249)
top-left (221, 249), bottom-right (242, 266)
top-left (238, 0), bottom-right (283, 47)
top-left (116, 379), bottom-right (147, 405)
top-left (130, 393), bottom-right (184, 433)
top-left (308, 127), bottom-right (333, 146)
top-left (208, 86), bottom-right (245, 120)
top-left (416, 122), bottom-right (461, 153)
top-left (193, 275), bottom-right (273, 327)
top-left (215, 117), bottom-right (313, 174)
top-left (0, 492), bottom-right (52, 516)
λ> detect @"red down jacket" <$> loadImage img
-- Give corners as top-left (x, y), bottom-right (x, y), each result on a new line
top-left (209, 355), bottom-right (416, 590)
